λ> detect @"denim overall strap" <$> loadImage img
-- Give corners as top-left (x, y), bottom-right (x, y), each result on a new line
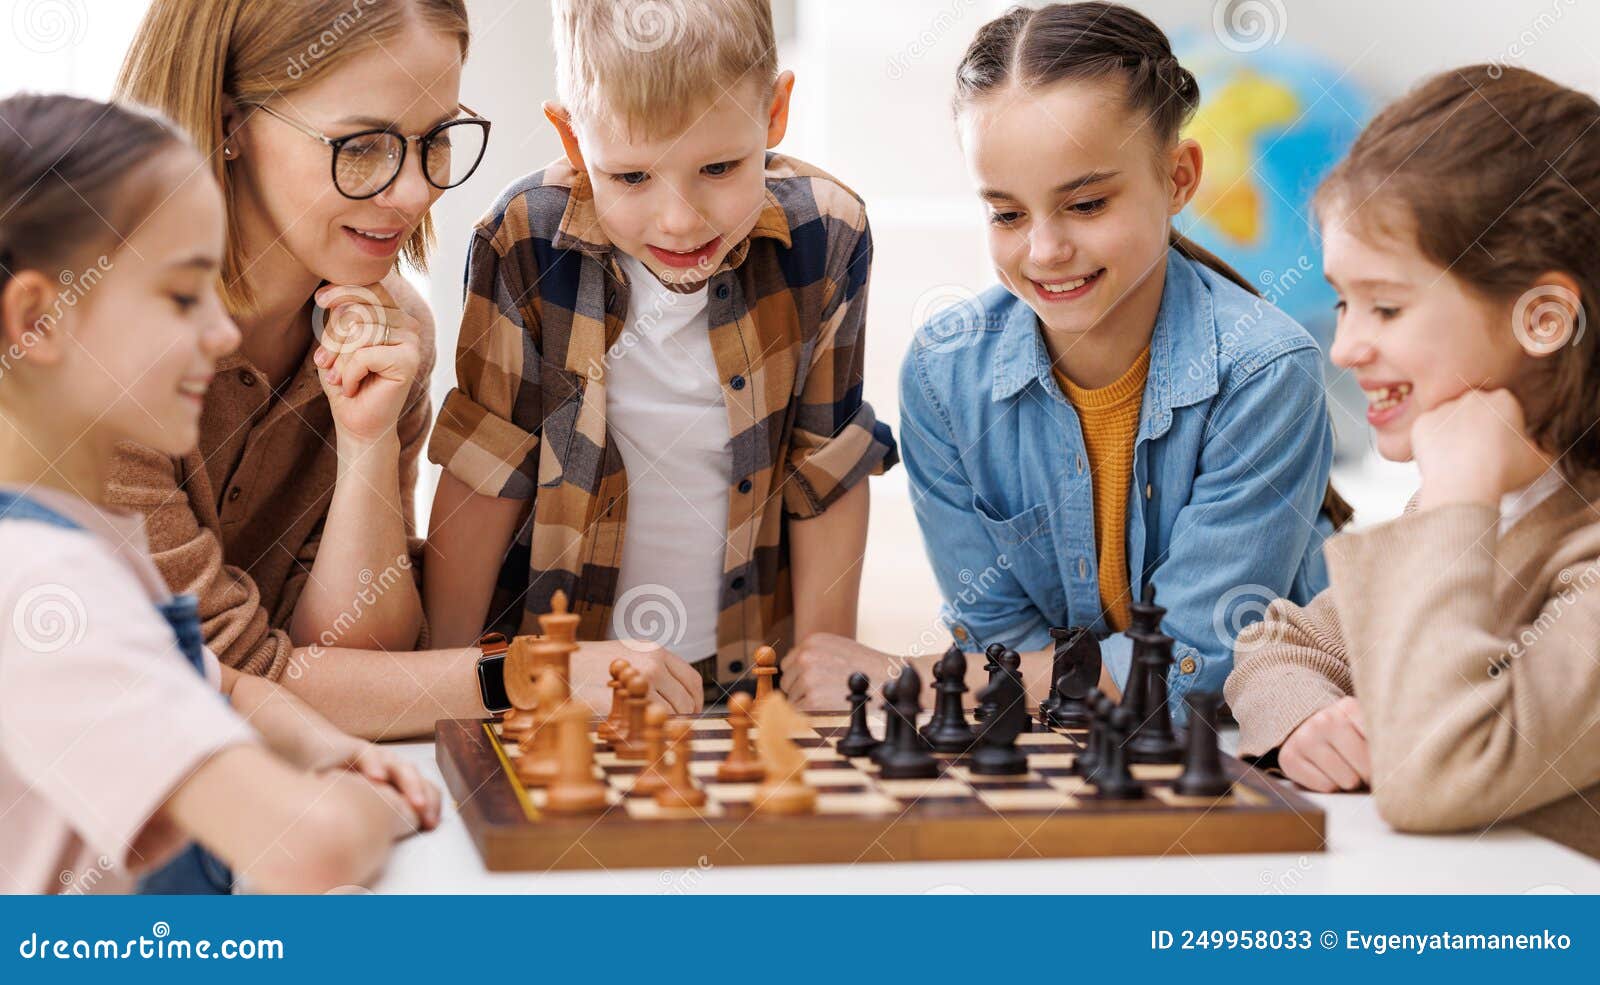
top-left (0, 489), bottom-right (84, 531)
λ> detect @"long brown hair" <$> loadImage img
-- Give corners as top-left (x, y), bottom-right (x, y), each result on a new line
top-left (114, 0), bottom-right (470, 315)
top-left (0, 94), bottom-right (190, 291)
top-left (1318, 65), bottom-right (1600, 479)
top-left (954, 2), bottom-right (1353, 526)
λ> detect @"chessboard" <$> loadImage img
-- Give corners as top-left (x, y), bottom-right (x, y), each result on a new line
top-left (435, 707), bottom-right (1326, 872)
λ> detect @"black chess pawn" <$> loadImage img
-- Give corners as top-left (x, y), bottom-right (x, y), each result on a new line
top-left (974, 642), bottom-right (1006, 722)
top-left (879, 666), bottom-right (940, 779)
top-left (969, 659), bottom-right (1030, 775)
top-left (996, 648), bottom-right (1033, 733)
top-left (835, 672), bottom-right (882, 758)
top-left (870, 678), bottom-right (899, 767)
top-left (1173, 691), bottom-right (1233, 797)
top-left (1092, 706), bottom-right (1145, 800)
top-left (920, 645), bottom-right (959, 743)
top-left (1126, 632), bottom-right (1182, 764)
top-left (1076, 690), bottom-right (1119, 782)
top-left (1041, 627), bottom-right (1100, 729)
top-left (927, 648), bottom-right (975, 753)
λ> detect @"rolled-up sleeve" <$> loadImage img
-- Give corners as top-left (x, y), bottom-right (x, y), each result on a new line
top-left (427, 229), bottom-right (542, 500)
top-left (781, 216), bottom-right (898, 519)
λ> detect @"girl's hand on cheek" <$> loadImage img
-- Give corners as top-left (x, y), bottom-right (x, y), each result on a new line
top-left (1413, 388), bottom-right (1553, 509)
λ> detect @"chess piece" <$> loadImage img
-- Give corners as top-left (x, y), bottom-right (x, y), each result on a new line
top-left (1173, 692), bottom-right (1233, 797)
top-left (544, 673), bottom-right (609, 814)
top-left (654, 719), bottom-right (708, 809)
top-left (926, 648), bottom-right (975, 754)
top-left (1092, 706), bottom-right (1145, 800)
top-left (974, 642), bottom-right (1006, 722)
top-left (613, 673), bottom-right (651, 760)
top-left (717, 692), bottom-right (767, 782)
top-left (631, 704), bottom-right (671, 796)
top-left (500, 635), bottom-right (540, 744)
top-left (536, 591), bottom-right (581, 697)
top-left (878, 666), bottom-right (939, 779)
top-left (752, 645), bottom-right (779, 704)
top-left (516, 668), bottom-right (563, 789)
top-left (1041, 626), bottom-right (1099, 729)
top-left (1073, 688), bottom-right (1109, 780)
top-left (1125, 629), bottom-right (1182, 765)
top-left (870, 678), bottom-right (899, 767)
top-left (997, 648), bottom-right (1033, 732)
top-left (834, 672), bottom-right (881, 758)
top-left (969, 658), bottom-right (1029, 775)
top-left (598, 659), bottom-right (631, 743)
top-left (752, 695), bottom-right (817, 815)
top-left (919, 647), bottom-right (954, 744)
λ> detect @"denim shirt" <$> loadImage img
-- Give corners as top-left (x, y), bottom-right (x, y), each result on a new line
top-left (900, 248), bottom-right (1334, 720)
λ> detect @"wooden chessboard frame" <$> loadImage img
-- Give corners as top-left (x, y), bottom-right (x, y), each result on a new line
top-left (436, 710), bottom-right (1326, 872)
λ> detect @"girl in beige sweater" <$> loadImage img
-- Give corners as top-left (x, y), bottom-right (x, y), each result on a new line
top-left (1226, 65), bottom-right (1600, 859)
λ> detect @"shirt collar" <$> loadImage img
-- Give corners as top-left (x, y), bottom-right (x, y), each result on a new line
top-left (551, 161), bottom-right (794, 270)
top-left (990, 247), bottom-right (1222, 438)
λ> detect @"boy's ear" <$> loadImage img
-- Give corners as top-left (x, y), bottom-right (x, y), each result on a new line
top-left (1167, 137), bottom-right (1203, 217)
top-left (542, 101), bottom-right (587, 173)
top-left (1513, 271), bottom-right (1585, 358)
top-left (0, 271), bottom-right (66, 368)
top-left (765, 71), bottom-right (797, 149)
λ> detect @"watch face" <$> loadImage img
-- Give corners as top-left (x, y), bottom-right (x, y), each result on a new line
top-left (477, 652), bottom-right (510, 712)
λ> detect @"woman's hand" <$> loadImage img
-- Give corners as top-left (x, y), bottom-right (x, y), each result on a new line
top-left (312, 274), bottom-right (427, 448)
top-left (1413, 388), bottom-right (1553, 509)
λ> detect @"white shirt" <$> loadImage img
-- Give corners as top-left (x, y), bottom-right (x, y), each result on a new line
top-left (1500, 467), bottom-right (1565, 537)
top-left (601, 254), bottom-right (732, 663)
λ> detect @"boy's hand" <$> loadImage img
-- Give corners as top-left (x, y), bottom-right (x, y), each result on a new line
top-left (1413, 388), bottom-right (1552, 509)
top-left (571, 641), bottom-right (704, 715)
top-left (783, 634), bottom-right (907, 710)
top-left (1279, 696), bottom-right (1370, 793)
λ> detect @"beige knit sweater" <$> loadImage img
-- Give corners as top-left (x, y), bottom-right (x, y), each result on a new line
top-left (1227, 476), bottom-right (1600, 860)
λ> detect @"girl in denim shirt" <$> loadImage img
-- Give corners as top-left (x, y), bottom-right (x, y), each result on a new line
top-left (785, 3), bottom-right (1348, 721)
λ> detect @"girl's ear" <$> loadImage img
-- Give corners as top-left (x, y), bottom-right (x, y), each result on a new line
top-left (0, 271), bottom-right (67, 368)
top-left (1166, 137), bottom-right (1204, 217)
top-left (765, 70), bottom-right (797, 149)
top-left (542, 101), bottom-right (587, 173)
top-left (220, 94), bottom-right (246, 161)
top-left (1512, 271), bottom-right (1585, 358)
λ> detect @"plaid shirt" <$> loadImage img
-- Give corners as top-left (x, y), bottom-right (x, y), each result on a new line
top-left (429, 154), bottom-right (897, 688)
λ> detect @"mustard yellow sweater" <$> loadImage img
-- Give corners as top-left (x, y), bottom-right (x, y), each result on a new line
top-left (1054, 346), bottom-right (1151, 632)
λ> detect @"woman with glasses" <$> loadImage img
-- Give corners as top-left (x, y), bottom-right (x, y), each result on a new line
top-left (107, 0), bottom-right (493, 740)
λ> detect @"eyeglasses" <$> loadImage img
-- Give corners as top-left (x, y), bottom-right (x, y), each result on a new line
top-left (250, 102), bottom-right (491, 201)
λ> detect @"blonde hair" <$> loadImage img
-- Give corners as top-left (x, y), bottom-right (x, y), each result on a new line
top-left (553, 0), bottom-right (778, 138)
top-left (114, 0), bottom-right (470, 314)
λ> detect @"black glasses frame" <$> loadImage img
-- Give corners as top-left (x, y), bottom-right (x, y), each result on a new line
top-left (250, 102), bottom-right (492, 201)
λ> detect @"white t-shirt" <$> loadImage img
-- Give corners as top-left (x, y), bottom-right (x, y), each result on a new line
top-left (602, 254), bottom-right (732, 663)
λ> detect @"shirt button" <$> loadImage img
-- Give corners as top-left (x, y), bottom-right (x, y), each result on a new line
top-left (239, 369), bottom-right (256, 386)
top-left (714, 284), bottom-right (731, 301)
top-left (730, 374), bottom-right (746, 391)
top-left (729, 660), bottom-right (745, 674)
top-left (1179, 657), bottom-right (1198, 674)
top-left (227, 487), bottom-right (242, 503)
top-left (737, 478), bottom-right (752, 494)
top-left (952, 625), bottom-right (969, 641)
top-left (730, 576), bottom-right (746, 591)
top-left (1078, 557), bottom-right (1087, 579)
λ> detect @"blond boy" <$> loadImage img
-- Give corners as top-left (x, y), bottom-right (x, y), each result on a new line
top-left (425, 0), bottom-right (896, 712)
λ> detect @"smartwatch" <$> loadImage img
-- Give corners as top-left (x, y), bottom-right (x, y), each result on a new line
top-left (474, 633), bottom-right (511, 713)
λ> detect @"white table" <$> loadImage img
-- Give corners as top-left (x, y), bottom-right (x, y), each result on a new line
top-left (373, 734), bottom-right (1600, 894)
